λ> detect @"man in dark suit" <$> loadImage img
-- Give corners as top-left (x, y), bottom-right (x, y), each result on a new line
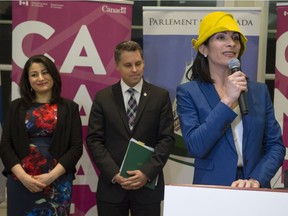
top-left (86, 40), bottom-right (174, 216)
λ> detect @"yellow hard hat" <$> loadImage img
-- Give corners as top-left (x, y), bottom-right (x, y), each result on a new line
top-left (192, 11), bottom-right (247, 57)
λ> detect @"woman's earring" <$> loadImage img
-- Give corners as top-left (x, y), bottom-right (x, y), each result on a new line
top-left (204, 54), bottom-right (207, 58)
top-left (30, 88), bottom-right (33, 93)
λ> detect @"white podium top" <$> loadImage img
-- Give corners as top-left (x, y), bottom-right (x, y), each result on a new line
top-left (163, 184), bottom-right (288, 216)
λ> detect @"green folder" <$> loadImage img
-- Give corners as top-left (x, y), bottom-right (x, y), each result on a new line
top-left (120, 138), bottom-right (158, 190)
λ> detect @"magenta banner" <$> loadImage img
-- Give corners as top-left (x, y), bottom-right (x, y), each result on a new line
top-left (274, 3), bottom-right (288, 186)
top-left (12, 0), bottom-right (133, 215)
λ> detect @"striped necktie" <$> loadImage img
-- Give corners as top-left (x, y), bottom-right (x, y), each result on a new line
top-left (127, 88), bottom-right (137, 131)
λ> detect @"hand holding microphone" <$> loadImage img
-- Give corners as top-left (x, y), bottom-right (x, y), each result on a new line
top-left (227, 58), bottom-right (249, 115)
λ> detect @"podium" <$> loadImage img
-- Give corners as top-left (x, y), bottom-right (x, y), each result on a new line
top-left (163, 184), bottom-right (288, 216)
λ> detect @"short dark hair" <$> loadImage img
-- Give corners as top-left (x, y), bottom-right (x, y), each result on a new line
top-left (19, 54), bottom-right (62, 106)
top-left (114, 40), bottom-right (143, 64)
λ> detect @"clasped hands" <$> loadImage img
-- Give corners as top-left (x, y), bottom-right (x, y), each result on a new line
top-left (114, 170), bottom-right (148, 190)
top-left (21, 173), bottom-right (55, 193)
top-left (231, 178), bottom-right (260, 188)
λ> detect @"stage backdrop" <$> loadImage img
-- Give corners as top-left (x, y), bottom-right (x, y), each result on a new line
top-left (12, 1), bottom-right (133, 215)
top-left (142, 7), bottom-right (279, 186)
top-left (274, 3), bottom-right (288, 185)
top-left (0, 70), bottom-right (5, 202)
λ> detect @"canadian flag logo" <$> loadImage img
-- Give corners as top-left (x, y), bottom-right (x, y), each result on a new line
top-left (19, 0), bottom-right (29, 6)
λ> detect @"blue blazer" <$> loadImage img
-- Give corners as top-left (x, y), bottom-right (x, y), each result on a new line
top-left (176, 80), bottom-right (285, 188)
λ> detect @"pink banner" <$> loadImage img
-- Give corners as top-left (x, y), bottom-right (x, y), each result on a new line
top-left (12, 0), bottom-right (133, 215)
top-left (275, 3), bottom-right (288, 184)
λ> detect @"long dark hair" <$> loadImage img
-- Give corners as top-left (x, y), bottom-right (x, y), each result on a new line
top-left (186, 52), bottom-right (213, 83)
top-left (19, 54), bottom-right (62, 106)
top-left (185, 40), bottom-right (213, 83)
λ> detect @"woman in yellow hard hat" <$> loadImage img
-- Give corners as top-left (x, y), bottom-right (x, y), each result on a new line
top-left (176, 11), bottom-right (285, 188)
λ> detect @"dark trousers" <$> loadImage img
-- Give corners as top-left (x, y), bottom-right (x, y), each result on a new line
top-left (97, 193), bottom-right (161, 216)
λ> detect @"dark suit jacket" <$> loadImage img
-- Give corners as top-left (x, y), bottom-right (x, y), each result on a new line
top-left (86, 80), bottom-right (174, 204)
top-left (0, 98), bottom-right (83, 177)
top-left (177, 80), bottom-right (285, 188)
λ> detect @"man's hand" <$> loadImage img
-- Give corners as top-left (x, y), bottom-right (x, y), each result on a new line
top-left (120, 170), bottom-right (148, 190)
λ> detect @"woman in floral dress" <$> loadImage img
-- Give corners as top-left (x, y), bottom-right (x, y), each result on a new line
top-left (0, 54), bottom-right (83, 215)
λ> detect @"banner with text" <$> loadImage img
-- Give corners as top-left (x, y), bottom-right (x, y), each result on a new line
top-left (274, 3), bottom-right (288, 185)
top-left (143, 7), bottom-right (263, 185)
top-left (12, 1), bottom-right (133, 215)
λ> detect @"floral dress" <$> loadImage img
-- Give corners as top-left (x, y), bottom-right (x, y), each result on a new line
top-left (7, 103), bottom-right (73, 216)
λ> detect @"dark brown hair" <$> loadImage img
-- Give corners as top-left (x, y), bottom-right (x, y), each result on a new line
top-left (19, 54), bottom-right (62, 106)
top-left (114, 40), bottom-right (143, 64)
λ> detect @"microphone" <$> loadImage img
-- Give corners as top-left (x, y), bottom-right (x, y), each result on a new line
top-left (227, 58), bottom-right (249, 115)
